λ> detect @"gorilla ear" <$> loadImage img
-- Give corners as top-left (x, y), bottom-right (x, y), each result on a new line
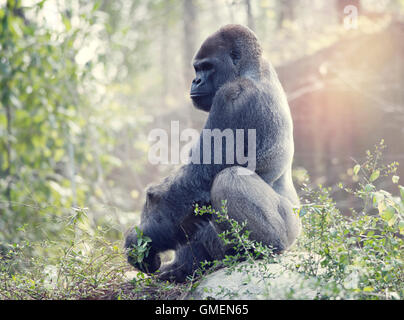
top-left (230, 49), bottom-right (241, 66)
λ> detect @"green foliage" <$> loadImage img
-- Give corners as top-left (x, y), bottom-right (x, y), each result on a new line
top-left (0, 0), bottom-right (184, 300)
top-left (0, 0), bottom-right (109, 246)
top-left (193, 201), bottom-right (277, 284)
top-left (0, 215), bottom-right (127, 299)
top-left (0, 210), bottom-right (186, 300)
top-left (295, 141), bottom-right (403, 299)
top-left (126, 227), bottom-right (152, 265)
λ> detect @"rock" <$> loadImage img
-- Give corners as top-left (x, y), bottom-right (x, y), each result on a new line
top-left (188, 253), bottom-right (320, 300)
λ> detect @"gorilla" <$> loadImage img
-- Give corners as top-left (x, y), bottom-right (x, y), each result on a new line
top-left (125, 24), bottom-right (300, 282)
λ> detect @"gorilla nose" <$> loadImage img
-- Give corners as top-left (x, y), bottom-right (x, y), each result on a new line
top-left (191, 79), bottom-right (209, 97)
top-left (193, 77), bottom-right (202, 85)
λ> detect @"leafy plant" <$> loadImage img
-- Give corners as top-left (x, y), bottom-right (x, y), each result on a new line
top-left (295, 141), bottom-right (403, 299)
top-left (193, 201), bottom-right (277, 283)
top-left (126, 227), bottom-right (152, 266)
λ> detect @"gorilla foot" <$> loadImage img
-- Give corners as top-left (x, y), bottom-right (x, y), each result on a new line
top-left (157, 262), bottom-right (192, 283)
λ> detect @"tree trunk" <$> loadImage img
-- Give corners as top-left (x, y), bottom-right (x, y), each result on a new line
top-left (276, 0), bottom-right (297, 29)
top-left (182, 0), bottom-right (198, 124)
top-left (245, 0), bottom-right (255, 31)
top-left (183, 0), bottom-right (197, 89)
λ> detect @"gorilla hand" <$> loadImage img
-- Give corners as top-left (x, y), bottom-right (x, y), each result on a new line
top-left (125, 228), bottom-right (161, 274)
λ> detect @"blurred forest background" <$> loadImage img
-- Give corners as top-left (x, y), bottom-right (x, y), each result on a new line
top-left (1, 0), bottom-right (404, 252)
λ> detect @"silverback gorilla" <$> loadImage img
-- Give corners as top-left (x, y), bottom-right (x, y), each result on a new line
top-left (125, 25), bottom-right (300, 282)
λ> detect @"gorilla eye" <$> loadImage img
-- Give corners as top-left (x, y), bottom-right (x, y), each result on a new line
top-left (194, 62), bottom-right (214, 72)
top-left (201, 62), bottom-right (213, 71)
top-left (230, 50), bottom-right (241, 65)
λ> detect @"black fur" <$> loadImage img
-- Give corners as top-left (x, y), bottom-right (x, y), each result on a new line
top-left (125, 25), bottom-right (300, 282)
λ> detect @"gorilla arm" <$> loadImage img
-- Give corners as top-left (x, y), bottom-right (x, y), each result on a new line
top-left (124, 165), bottom-right (212, 274)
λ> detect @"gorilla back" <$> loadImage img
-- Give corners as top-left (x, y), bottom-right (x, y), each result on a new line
top-left (125, 24), bottom-right (300, 282)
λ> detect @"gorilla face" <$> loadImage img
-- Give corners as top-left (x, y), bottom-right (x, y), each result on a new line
top-left (190, 43), bottom-right (238, 112)
top-left (125, 181), bottom-right (192, 273)
top-left (190, 59), bottom-right (216, 111)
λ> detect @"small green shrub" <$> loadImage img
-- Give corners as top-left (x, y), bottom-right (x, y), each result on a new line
top-left (0, 210), bottom-right (184, 300)
top-left (126, 227), bottom-right (152, 266)
top-left (191, 202), bottom-right (278, 299)
top-left (295, 141), bottom-right (403, 299)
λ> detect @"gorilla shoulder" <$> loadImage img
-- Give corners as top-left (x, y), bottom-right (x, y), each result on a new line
top-left (213, 77), bottom-right (261, 112)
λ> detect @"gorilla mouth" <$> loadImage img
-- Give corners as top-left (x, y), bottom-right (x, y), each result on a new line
top-left (190, 93), bottom-right (213, 112)
top-left (190, 93), bottom-right (210, 98)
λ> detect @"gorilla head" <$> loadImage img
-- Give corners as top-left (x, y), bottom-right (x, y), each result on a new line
top-left (190, 24), bottom-right (263, 111)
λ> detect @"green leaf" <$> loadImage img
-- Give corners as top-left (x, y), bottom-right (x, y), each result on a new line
top-left (372, 191), bottom-right (385, 207)
top-left (63, 16), bottom-right (71, 31)
top-left (399, 221), bottom-right (404, 235)
top-left (399, 185), bottom-right (404, 202)
top-left (379, 206), bottom-right (396, 225)
top-left (369, 170), bottom-right (380, 182)
top-left (92, 0), bottom-right (102, 12)
top-left (298, 207), bottom-right (308, 217)
top-left (364, 184), bottom-right (374, 192)
top-left (353, 164), bottom-right (360, 176)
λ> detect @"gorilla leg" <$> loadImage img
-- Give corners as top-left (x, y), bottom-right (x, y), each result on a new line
top-left (158, 222), bottom-right (226, 282)
top-left (159, 166), bottom-right (300, 282)
top-left (158, 242), bottom-right (209, 282)
top-left (210, 166), bottom-right (301, 253)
